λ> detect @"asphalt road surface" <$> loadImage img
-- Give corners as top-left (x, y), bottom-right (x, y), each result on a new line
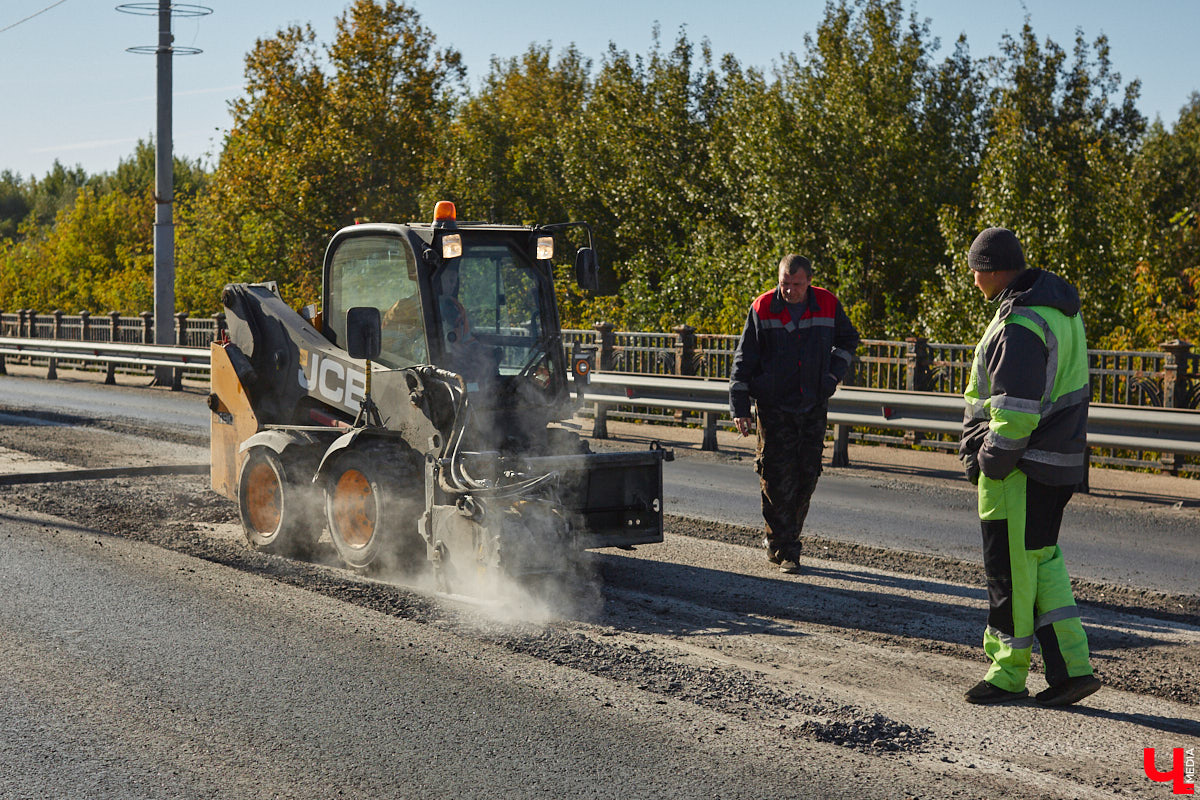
top-left (4, 371), bottom-right (1195, 594)
top-left (0, 369), bottom-right (1197, 799)
top-left (661, 447), bottom-right (1199, 595)
top-left (1, 371), bottom-right (1195, 594)
top-left (3, 513), bottom-right (905, 799)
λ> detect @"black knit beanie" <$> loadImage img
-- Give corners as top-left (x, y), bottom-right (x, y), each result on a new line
top-left (968, 227), bottom-right (1026, 272)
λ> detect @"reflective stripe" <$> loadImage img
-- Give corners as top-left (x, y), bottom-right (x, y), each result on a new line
top-left (991, 394), bottom-right (1042, 414)
top-left (831, 346), bottom-right (853, 364)
top-left (1023, 448), bottom-right (1087, 467)
top-left (1044, 386), bottom-right (1090, 417)
top-left (985, 430), bottom-right (1030, 450)
top-left (759, 315), bottom-right (839, 334)
top-left (786, 317), bottom-right (835, 332)
top-left (965, 398), bottom-right (988, 419)
top-left (988, 386), bottom-right (1084, 422)
top-left (970, 313), bottom-right (1008, 402)
top-left (986, 625), bottom-right (1034, 651)
top-left (1035, 605), bottom-right (1081, 631)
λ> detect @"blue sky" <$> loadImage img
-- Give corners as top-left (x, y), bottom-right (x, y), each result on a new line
top-left (2, 0), bottom-right (1197, 180)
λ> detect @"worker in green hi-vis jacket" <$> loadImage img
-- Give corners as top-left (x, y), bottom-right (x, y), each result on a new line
top-left (958, 227), bottom-right (1102, 708)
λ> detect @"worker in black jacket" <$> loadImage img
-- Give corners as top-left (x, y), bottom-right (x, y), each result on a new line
top-left (730, 254), bottom-right (860, 574)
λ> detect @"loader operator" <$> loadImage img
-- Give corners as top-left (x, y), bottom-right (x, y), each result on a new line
top-left (959, 227), bottom-right (1101, 708)
top-left (436, 264), bottom-right (494, 382)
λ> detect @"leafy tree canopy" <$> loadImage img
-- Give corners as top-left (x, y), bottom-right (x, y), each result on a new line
top-left (1, 0), bottom-right (1195, 354)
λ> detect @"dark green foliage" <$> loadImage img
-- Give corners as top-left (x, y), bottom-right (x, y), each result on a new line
top-left (175, 0), bottom-right (464, 311)
top-left (1, 0), bottom-right (1195, 349)
top-left (918, 22), bottom-right (1146, 343)
top-left (0, 171), bottom-right (30, 242)
top-left (96, 138), bottom-right (209, 202)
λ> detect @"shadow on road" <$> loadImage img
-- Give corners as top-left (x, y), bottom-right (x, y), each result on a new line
top-left (1050, 704), bottom-right (1200, 737)
top-left (589, 551), bottom-right (1196, 663)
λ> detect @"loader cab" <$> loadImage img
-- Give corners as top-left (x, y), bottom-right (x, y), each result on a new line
top-left (322, 208), bottom-right (575, 408)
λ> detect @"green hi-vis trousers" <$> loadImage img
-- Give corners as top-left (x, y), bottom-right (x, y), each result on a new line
top-left (978, 470), bottom-right (1094, 692)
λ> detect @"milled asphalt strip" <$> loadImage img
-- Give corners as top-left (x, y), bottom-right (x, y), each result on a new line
top-left (0, 432), bottom-right (208, 486)
top-left (591, 531), bottom-right (1200, 797)
top-left (0, 463), bottom-right (209, 485)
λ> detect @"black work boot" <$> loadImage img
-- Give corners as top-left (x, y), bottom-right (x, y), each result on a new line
top-left (765, 538), bottom-right (802, 574)
top-left (763, 538), bottom-right (783, 565)
top-left (964, 680), bottom-right (1028, 704)
top-left (1035, 675), bottom-right (1102, 707)
top-left (777, 558), bottom-right (802, 574)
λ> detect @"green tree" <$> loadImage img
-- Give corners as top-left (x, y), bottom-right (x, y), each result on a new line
top-left (96, 138), bottom-right (209, 203)
top-left (0, 162), bottom-right (91, 246)
top-left (777, 0), bottom-right (982, 336)
top-left (178, 0), bottom-right (462, 312)
top-left (685, 0), bottom-right (984, 336)
top-left (0, 186), bottom-right (153, 314)
top-left (428, 43), bottom-right (590, 225)
top-left (0, 171), bottom-right (31, 242)
top-left (560, 31), bottom-right (712, 292)
top-left (0, 146), bottom-right (201, 313)
top-left (920, 23), bottom-right (1144, 343)
top-left (1110, 94), bottom-right (1200, 347)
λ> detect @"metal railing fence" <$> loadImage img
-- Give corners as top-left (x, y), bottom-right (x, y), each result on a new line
top-left (1, 310), bottom-right (1195, 473)
top-left (578, 373), bottom-right (1200, 474)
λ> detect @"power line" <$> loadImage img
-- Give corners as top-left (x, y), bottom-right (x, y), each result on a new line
top-left (0, 0), bottom-right (69, 34)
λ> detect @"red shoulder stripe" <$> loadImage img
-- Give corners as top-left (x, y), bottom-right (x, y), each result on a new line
top-left (751, 289), bottom-right (785, 321)
top-left (803, 286), bottom-right (837, 319)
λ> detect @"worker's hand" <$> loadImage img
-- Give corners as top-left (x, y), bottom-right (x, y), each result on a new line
top-left (962, 452), bottom-right (980, 485)
top-left (734, 417), bottom-right (753, 437)
top-left (821, 373), bottom-right (839, 400)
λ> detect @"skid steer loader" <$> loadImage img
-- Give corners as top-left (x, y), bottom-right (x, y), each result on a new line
top-left (208, 202), bottom-right (669, 590)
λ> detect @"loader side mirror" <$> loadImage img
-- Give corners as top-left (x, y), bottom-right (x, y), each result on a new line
top-left (575, 247), bottom-right (599, 293)
top-left (346, 306), bottom-right (382, 361)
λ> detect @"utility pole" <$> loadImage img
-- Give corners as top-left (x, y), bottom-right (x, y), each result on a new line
top-left (153, 0), bottom-right (174, 386)
top-left (119, 2), bottom-right (210, 385)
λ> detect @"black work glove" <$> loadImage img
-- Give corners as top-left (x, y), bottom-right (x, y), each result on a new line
top-left (962, 451), bottom-right (980, 485)
top-left (821, 373), bottom-right (838, 400)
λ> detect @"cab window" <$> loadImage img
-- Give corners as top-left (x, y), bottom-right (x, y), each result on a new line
top-left (444, 239), bottom-right (546, 377)
top-left (326, 235), bottom-right (427, 368)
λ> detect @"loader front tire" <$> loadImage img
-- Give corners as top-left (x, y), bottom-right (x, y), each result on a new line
top-left (324, 450), bottom-right (423, 573)
top-left (238, 447), bottom-right (322, 558)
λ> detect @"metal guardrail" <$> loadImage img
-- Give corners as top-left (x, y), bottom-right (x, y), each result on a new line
top-left (584, 372), bottom-right (1200, 464)
top-left (3, 337), bottom-right (1197, 470)
top-left (0, 336), bottom-right (211, 370)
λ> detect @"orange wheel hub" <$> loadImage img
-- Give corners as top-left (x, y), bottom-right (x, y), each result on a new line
top-left (332, 469), bottom-right (376, 548)
top-left (245, 461), bottom-right (282, 534)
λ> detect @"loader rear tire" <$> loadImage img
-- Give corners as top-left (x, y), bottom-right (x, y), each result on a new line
top-left (238, 447), bottom-right (322, 558)
top-left (324, 450), bottom-right (423, 573)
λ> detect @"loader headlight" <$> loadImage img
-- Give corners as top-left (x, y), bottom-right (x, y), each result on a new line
top-left (442, 234), bottom-right (462, 259)
top-left (571, 346), bottom-right (594, 383)
top-left (535, 236), bottom-right (554, 260)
